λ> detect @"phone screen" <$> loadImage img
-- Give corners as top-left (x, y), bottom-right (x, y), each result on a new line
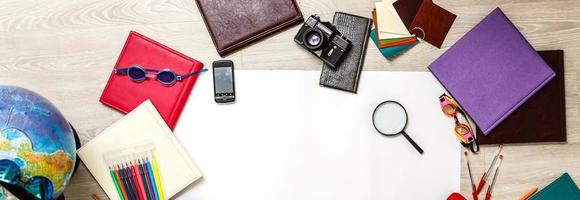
top-left (214, 67), bottom-right (233, 94)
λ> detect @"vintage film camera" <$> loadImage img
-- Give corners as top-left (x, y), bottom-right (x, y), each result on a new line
top-left (294, 15), bottom-right (351, 69)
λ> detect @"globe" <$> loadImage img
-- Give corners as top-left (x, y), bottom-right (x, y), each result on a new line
top-left (0, 86), bottom-right (77, 199)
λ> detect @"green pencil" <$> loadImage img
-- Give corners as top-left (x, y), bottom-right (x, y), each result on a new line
top-left (109, 166), bottom-right (125, 200)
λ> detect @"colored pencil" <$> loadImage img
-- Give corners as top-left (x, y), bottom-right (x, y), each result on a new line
top-left (113, 166), bottom-right (129, 200)
top-left (518, 187), bottom-right (538, 200)
top-left (136, 159), bottom-right (151, 200)
top-left (139, 159), bottom-right (154, 200)
top-left (108, 166), bottom-right (125, 200)
top-left (118, 164), bottom-right (134, 200)
top-left (124, 163), bottom-right (139, 200)
top-left (106, 152), bottom-right (167, 200)
top-left (150, 156), bottom-right (165, 200)
top-left (145, 158), bottom-right (160, 200)
top-left (131, 161), bottom-right (147, 200)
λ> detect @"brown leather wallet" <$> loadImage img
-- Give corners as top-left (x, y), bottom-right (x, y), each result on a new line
top-left (195, 0), bottom-right (304, 56)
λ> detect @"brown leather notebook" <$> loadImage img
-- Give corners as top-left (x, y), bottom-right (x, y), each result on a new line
top-left (195, 0), bottom-right (304, 56)
top-left (477, 50), bottom-right (567, 144)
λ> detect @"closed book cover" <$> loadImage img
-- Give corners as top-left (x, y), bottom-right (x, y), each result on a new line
top-left (529, 173), bottom-right (580, 200)
top-left (195, 0), bottom-right (304, 56)
top-left (428, 8), bottom-right (555, 135)
top-left (477, 50), bottom-right (566, 144)
top-left (99, 31), bottom-right (204, 130)
top-left (77, 100), bottom-right (202, 200)
top-left (320, 12), bottom-right (372, 93)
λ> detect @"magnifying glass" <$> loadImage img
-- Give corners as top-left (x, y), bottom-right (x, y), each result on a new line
top-left (372, 100), bottom-right (424, 154)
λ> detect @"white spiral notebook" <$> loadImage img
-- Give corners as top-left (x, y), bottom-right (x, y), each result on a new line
top-left (77, 100), bottom-right (202, 200)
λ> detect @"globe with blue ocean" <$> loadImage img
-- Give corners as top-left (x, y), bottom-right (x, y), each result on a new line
top-left (0, 86), bottom-right (77, 199)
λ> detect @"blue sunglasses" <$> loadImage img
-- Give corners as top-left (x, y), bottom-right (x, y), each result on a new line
top-left (0, 159), bottom-right (53, 200)
top-left (114, 65), bottom-right (207, 86)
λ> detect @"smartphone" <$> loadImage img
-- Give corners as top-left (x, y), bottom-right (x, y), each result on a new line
top-left (213, 60), bottom-right (235, 103)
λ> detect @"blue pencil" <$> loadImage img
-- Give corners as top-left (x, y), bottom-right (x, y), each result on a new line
top-left (118, 164), bottom-right (133, 200)
top-left (123, 163), bottom-right (138, 200)
top-left (145, 158), bottom-right (160, 200)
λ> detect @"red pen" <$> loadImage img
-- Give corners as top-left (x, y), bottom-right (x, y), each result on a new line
top-left (485, 155), bottom-right (503, 200)
top-left (476, 145), bottom-right (503, 195)
top-left (465, 152), bottom-right (478, 200)
top-left (130, 161), bottom-right (146, 200)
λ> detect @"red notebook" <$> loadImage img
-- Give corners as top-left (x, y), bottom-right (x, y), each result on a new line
top-left (100, 31), bottom-right (204, 129)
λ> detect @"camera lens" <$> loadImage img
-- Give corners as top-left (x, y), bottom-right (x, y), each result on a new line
top-left (303, 29), bottom-right (324, 50)
top-left (306, 32), bottom-right (321, 46)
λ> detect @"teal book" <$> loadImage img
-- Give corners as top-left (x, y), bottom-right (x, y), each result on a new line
top-left (530, 173), bottom-right (580, 200)
top-left (369, 29), bottom-right (416, 59)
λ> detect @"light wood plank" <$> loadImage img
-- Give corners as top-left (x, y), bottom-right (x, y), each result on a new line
top-left (0, 0), bottom-right (578, 199)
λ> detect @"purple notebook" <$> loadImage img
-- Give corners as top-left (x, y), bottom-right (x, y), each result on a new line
top-left (428, 8), bottom-right (555, 135)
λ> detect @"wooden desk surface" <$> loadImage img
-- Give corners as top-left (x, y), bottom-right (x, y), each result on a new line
top-left (1, 0), bottom-right (578, 199)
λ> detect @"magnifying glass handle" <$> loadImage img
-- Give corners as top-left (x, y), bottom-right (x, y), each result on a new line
top-left (402, 131), bottom-right (424, 154)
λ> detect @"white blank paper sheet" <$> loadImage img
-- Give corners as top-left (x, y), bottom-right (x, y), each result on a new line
top-left (174, 70), bottom-right (460, 200)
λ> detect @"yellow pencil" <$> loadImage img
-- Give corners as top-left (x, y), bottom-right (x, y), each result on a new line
top-left (151, 156), bottom-right (165, 200)
top-left (518, 187), bottom-right (538, 200)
